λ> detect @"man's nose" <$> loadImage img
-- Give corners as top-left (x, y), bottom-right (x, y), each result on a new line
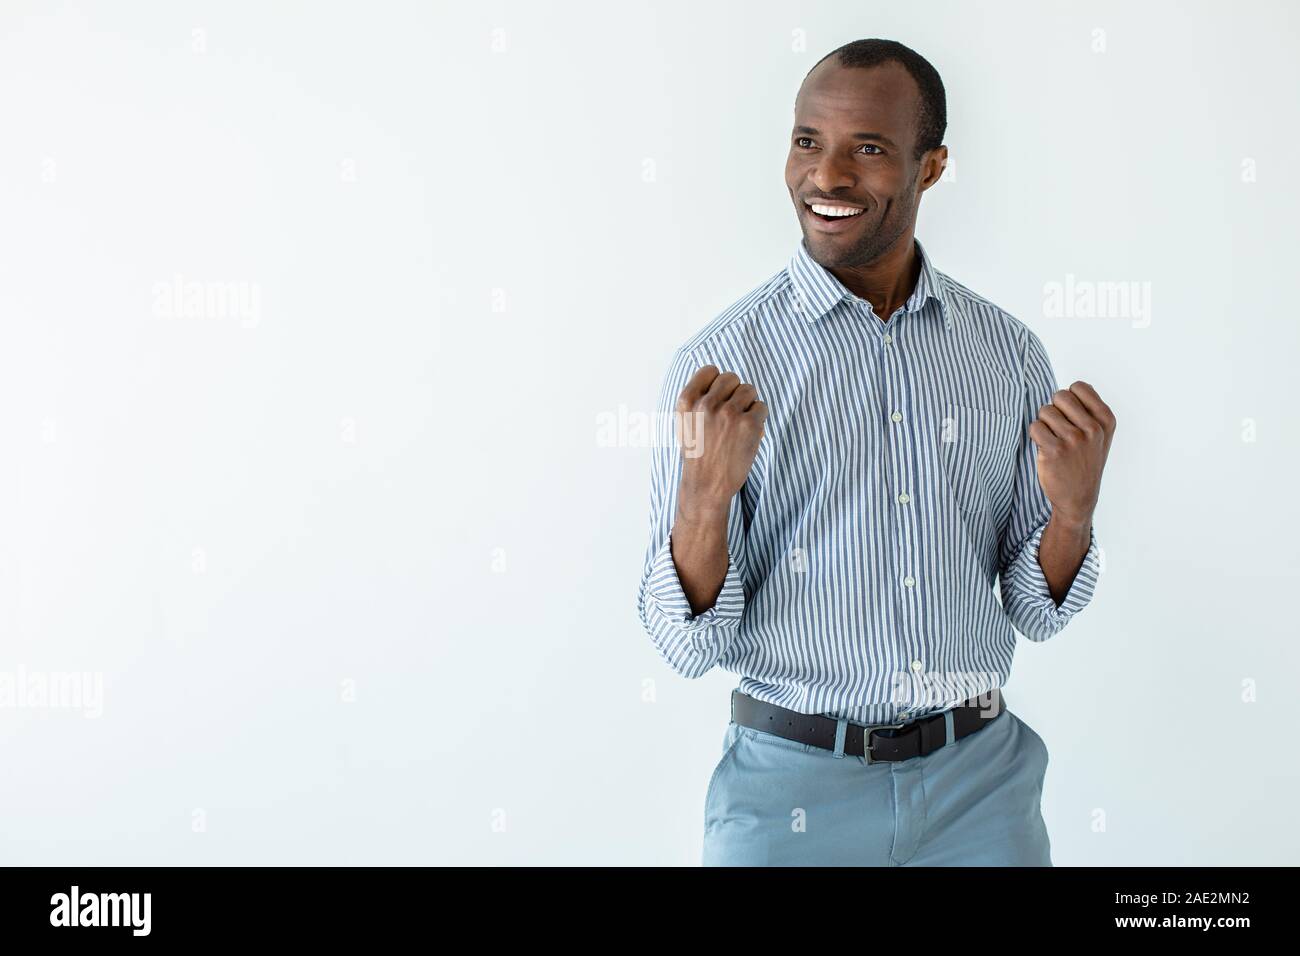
top-left (810, 153), bottom-right (857, 194)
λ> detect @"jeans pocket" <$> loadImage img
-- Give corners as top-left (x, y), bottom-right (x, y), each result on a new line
top-left (1012, 712), bottom-right (1050, 774)
top-left (704, 722), bottom-right (745, 831)
top-left (743, 725), bottom-right (817, 755)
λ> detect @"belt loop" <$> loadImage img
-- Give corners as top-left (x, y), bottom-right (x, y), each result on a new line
top-left (943, 708), bottom-right (955, 747)
top-left (832, 718), bottom-right (848, 759)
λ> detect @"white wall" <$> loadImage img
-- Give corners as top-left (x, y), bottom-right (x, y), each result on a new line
top-left (0, 0), bottom-right (1295, 864)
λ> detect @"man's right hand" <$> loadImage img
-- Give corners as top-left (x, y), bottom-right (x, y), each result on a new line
top-left (675, 365), bottom-right (768, 516)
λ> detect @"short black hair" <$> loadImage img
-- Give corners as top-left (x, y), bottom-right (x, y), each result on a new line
top-left (804, 39), bottom-right (947, 159)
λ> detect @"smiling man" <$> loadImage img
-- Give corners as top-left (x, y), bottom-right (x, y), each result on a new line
top-left (635, 39), bottom-right (1116, 866)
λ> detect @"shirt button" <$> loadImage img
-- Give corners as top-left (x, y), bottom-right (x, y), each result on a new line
top-left (903, 575), bottom-right (916, 587)
top-left (911, 660), bottom-right (924, 673)
top-left (890, 411), bottom-right (903, 423)
top-left (898, 712), bottom-right (910, 721)
top-left (897, 492), bottom-right (911, 504)
top-left (882, 334), bottom-right (893, 345)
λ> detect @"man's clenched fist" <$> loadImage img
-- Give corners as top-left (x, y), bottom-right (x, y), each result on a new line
top-left (1029, 381), bottom-right (1116, 526)
top-left (675, 365), bottom-right (768, 513)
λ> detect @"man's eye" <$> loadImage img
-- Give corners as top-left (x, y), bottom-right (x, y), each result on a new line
top-left (859, 144), bottom-right (882, 155)
top-left (795, 137), bottom-right (816, 149)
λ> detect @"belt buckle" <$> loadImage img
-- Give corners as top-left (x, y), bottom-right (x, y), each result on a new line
top-left (862, 718), bottom-right (910, 764)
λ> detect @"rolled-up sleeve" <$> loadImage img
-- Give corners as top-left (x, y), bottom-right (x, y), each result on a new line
top-left (998, 331), bottom-right (1103, 642)
top-left (635, 346), bottom-right (748, 677)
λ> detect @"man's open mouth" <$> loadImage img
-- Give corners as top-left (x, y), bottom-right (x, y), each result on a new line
top-left (805, 201), bottom-right (866, 224)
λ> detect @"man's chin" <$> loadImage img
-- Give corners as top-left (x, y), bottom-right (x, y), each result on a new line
top-left (803, 231), bottom-right (857, 268)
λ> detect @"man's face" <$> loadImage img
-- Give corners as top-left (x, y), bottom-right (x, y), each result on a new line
top-left (785, 60), bottom-right (942, 270)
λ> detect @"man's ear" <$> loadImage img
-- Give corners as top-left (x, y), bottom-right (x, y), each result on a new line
top-left (917, 145), bottom-right (949, 193)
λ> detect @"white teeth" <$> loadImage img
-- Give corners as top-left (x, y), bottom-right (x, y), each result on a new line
top-left (809, 203), bottom-right (864, 217)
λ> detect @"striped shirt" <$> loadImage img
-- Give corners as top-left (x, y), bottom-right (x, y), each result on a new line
top-left (636, 236), bottom-right (1102, 725)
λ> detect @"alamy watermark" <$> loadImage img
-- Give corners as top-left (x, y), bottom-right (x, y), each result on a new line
top-left (1043, 274), bottom-right (1151, 328)
top-left (0, 667), bottom-right (103, 718)
top-left (50, 886), bottom-right (150, 936)
top-left (596, 406), bottom-right (706, 457)
top-left (152, 275), bottom-right (261, 328)
top-left (888, 670), bottom-right (1005, 712)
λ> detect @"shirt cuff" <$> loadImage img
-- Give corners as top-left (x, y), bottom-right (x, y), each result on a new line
top-left (644, 535), bottom-right (745, 630)
top-left (1015, 519), bottom-right (1102, 630)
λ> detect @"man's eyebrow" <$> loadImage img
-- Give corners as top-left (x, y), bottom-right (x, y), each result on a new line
top-left (794, 125), bottom-right (898, 148)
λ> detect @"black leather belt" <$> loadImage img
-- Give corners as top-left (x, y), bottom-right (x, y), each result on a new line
top-left (730, 688), bottom-right (1005, 763)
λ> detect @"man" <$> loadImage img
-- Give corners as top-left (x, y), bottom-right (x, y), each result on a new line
top-left (635, 38), bottom-right (1116, 866)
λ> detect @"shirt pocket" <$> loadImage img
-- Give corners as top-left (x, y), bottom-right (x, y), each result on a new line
top-left (938, 402), bottom-right (1019, 514)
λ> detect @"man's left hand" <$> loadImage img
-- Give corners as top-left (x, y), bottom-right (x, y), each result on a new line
top-left (1029, 381), bottom-right (1116, 526)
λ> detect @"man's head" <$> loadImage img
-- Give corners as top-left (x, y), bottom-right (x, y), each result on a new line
top-left (785, 39), bottom-right (948, 270)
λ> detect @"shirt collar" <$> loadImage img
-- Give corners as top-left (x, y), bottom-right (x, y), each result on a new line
top-left (786, 236), bottom-right (953, 330)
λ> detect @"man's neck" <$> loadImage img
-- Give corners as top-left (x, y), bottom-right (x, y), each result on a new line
top-left (829, 233), bottom-right (920, 323)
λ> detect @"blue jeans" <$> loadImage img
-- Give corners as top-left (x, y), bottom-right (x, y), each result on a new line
top-left (702, 702), bottom-right (1052, 866)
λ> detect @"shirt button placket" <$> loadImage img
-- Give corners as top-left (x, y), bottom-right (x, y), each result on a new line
top-left (885, 318), bottom-right (920, 718)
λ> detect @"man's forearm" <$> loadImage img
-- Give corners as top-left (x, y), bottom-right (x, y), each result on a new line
top-left (670, 487), bottom-right (732, 616)
top-left (1037, 509), bottom-right (1092, 606)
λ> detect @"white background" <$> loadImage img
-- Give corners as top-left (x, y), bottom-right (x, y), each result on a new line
top-left (1, 0), bottom-right (1296, 865)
